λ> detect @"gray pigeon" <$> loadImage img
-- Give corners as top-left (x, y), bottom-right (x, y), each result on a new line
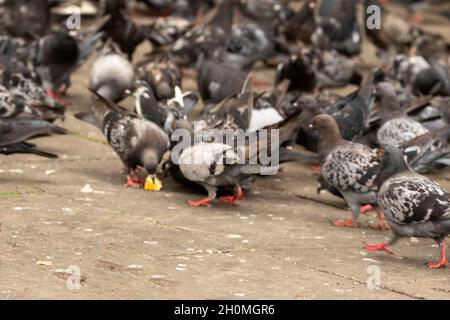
top-left (310, 114), bottom-right (387, 229)
top-left (89, 46), bottom-right (134, 103)
top-left (0, 118), bottom-right (66, 158)
top-left (376, 82), bottom-right (429, 146)
top-left (87, 90), bottom-right (170, 190)
top-left (31, 27), bottom-right (105, 104)
top-left (366, 145), bottom-right (450, 269)
top-left (174, 107), bottom-right (305, 207)
top-left (196, 53), bottom-right (247, 104)
top-left (131, 80), bottom-right (198, 134)
top-left (135, 54), bottom-right (182, 101)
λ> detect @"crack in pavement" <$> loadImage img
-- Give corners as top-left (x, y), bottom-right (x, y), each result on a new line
top-left (308, 266), bottom-right (426, 300)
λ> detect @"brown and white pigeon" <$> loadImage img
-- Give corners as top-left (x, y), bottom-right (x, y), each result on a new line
top-left (376, 82), bottom-right (429, 147)
top-left (366, 145), bottom-right (450, 269)
top-left (310, 114), bottom-right (387, 229)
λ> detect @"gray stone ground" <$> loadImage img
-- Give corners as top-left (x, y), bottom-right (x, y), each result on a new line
top-left (2, 5), bottom-right (450, 300)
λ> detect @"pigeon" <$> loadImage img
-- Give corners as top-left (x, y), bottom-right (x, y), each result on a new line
top-left (173, 107), bottom-right (305, 207)
top-left (366, 145), bottom-right (450, 269)
top-left (364, 0), bottom-right (414, 53)
top-left (376, 82), bottom-right (429, 147)
top-left (147, 16), bottom-right (192, 48)
top-left (312, 49), bottom-right (362, 88)
top-left (235, 0), bottom-right (292, 22)
top-left (0, 85), bottom-right (32, 119)
top-left (196, 53), bottom-right (247, 104)
top-left (89, 45), bottom-right (134, 103)
top-left (282, 0), bottom-right (316, 44)
top-left (309, 114), bottom-right (387, 229)
top-left (30, 30), bottom-right (104, 103)
top-left (275, 54), bottom-right (316, 93)
top-left (170, 0), bottom-right (234, 66)
top-left (135, 54), bottom-right (182, 101)
top-left (0, 0), bottom-right (50, 39)
top-left (0, 117), bottom-right (66, 158)
top-left (86, 90), bottom-right (170, 190)
top-left (311, 0), bottom-right (361, 57)
top-left (131, 80), bottom-right (199, 133)
top-left (1, 70), bottom-right (65, 122)
top-left (224, 23), bottom-right (278, 69)
top-left (399, 125), bottom-right (450, 173)
top-left (100, 12), bottom-right (150, 60)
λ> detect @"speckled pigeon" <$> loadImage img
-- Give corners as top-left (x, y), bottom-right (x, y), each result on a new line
top-left (88, 90), bottom-right (170, 189)
top-left (310, 114), bottom-right (387, 229)
top-left (376, 82), bottom-right (429, 147)
top-left (366, 145), bottom-right (450, 269)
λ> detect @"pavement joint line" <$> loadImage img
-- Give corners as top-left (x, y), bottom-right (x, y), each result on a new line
top-left (0, 157), bottom-right (117, 165)
top-left (308, 266), bottom-right (426, 300)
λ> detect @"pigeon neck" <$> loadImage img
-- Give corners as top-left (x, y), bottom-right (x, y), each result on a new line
top-left (380, 95), bottom-right (403, 123)
top-left (376, 153), bottom-right (409, 187)
top-left (317, 126), bottom-right (343, 161)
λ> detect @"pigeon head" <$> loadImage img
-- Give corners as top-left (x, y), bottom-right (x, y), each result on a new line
top-left (309, 114), bottom-right (341, 137)
top-left (309, 114), bottom-right (343, 158)
top-left (142, 148), bottom-right (163, 191)
top-left (375, 145), bottom-right (409, 187)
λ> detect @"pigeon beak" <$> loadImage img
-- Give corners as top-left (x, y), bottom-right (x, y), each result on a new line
top-left (375, 148), bottom-right (386, 160)
top-left (144, 175), bottom-right (163, 191)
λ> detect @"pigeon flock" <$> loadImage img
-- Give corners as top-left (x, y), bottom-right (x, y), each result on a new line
top-left (2, 0), bottom-right (450, 270)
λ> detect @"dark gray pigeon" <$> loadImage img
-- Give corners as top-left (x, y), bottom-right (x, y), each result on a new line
top-left (131, 80), bottom-right (199, 133)
top-left (0, 118), bottom-right (65, 158)
top-left (0, 0), bottom-right (50, 39)
top-left (88, 90), bottom-right (170, 190)
top-left (376, 82), bottom-right (429, 147)
top-left (197, 53), bottom-right (247, 104)
top-left (310, 114), bottom-right (387, 229)
top-left (170, 0), bottom-right (234, 66)
top-left (366, 145), bottom-right (450, 269)
top-left (30, 28), bottom-right (105, 104)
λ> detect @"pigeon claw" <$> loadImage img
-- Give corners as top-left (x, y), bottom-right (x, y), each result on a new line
top-left (370, 209), bottom-right (390, 230)
top-left (365, 243), bottom-right (394, 255)
top-left (427, 260), bottom-right (448, 269)
top-left (360, 204), bottom-right (374, 214)
top-left (369, 222), bottom-right (390, 231)
top-left (219, 195), bottom-right (241, 206)
top-left (187, 197), bottom-right (213, 207)
top-left (310, 163), bottom-right (321, 174)
top-left (220, 186), bottom-right (244, 206)
top-left (331, 218), bottom-right (358, 228)
top-left (124, 176), bottom-right (143, 188)
top-left (47, 88), bottom-right (68, 106)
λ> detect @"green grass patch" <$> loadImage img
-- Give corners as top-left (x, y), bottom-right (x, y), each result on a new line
top-left (71, 132), bottom-right (108, 145)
